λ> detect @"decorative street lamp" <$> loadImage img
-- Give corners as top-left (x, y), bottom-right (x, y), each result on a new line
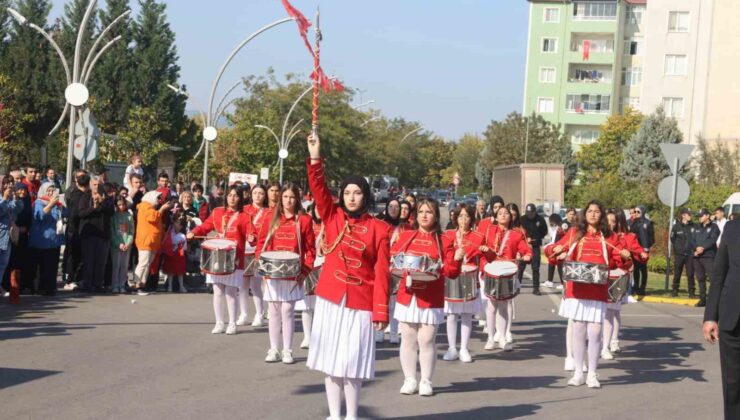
top-left (399, 126), bottom-right (425, 144)
top-left (8, 2), bottom-right (131, 187)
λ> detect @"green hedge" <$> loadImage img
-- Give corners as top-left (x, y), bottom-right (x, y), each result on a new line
top-left (647, 255), bottom-right (667, 274)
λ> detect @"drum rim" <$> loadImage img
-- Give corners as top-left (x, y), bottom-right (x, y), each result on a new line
top-left (202, 239), bottom-right (237, 249)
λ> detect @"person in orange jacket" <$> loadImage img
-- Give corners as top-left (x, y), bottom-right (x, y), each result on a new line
top-left (133, 191), bottom-right (171, 295)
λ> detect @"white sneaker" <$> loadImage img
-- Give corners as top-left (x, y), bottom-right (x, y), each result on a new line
top-left (493, 331), bottom-right (501, 343)
top-left (375, 330), bottom-right (385, 343)
top-left (399, 377), bottom-right (418, 395)
top-left (389, 332), bottom-right (400, 344)
top-left (627, 295), bottom-right (638, 303)
top-left (568, 374), bottom-right (585, 386)
top-left (564, 357), bottom-right (575, 371)
top-left (211, 323), bottom-right (226, 334)
top-left (556, 284), bottom-right (564, 290)
top-left (236, 314), bottom-right (249, 326)
top-left (478, 319), bottom-right (486, 327)
top-left (251, 316), bottom-right (264, 327)
top-left (282, 349), bottom-right (294, 364)
top-left (64, 283), bottom-right (79, 291)
top-left (505, 332), bottom-right (513, 344)
top-left (601, 348), bottom-right (614, 360)
top-left (459, 348), bottom-right (472, 363)
top-left (225, 323), bottom-right (237, 335)
top-left (418, 379), bottom-right (434, 396)
top-left (484, 337), bottom-right (496, 350)
top-left (610, 341), bottom-right (621, 353)
top-left (586, 373), bottom-right (601, 388)
top-left (442, 347), bottom-right (459, 361)
top-left (501, 341), bottom-right (513, 352)
top-left (265, 349), bottom-right (280, 363)
top-left (543, 281), bottom-right (554, 288)
top-left (137, 290), bottom-right (149, 296)
top-left (300, 337), bottom-right (310, 349)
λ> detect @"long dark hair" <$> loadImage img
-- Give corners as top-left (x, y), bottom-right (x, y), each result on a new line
top-left (412, 198), bottom-right (441, 234)
top-left (452, 203), bottom-right (474, 231)
top-left (267, 181), bottom-right (282, 207)
top-left (576, 199), bottom-right (611, 240)
top-left (268, 182), bottom-right (302, 236)
top-left (380, 198), bottom-right (402, 226)
top-left (607, 207), bottom-right (629, 234)
top-left (399, 200), bottom-right (412, 224)
top-left (506, 203), bottom-right (521, 229)
top-left (223, 185), bottom-right (244, 211)
top-left (250, 184), bottom-right (268, 208)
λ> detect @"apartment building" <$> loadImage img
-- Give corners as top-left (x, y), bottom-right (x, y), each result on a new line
top-left (523, 0), bottom-right (740, 149)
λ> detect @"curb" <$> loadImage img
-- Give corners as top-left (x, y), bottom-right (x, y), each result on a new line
top-left (639, 295), bottom-right (700, 306)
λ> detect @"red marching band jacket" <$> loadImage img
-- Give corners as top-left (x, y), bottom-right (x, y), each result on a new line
top-left (544, 227), bottom-right (626, 302)
top-left (391, 230), bottom-right (462, 309)
top-left (255, 213), bottom-right (316, 279)
top-left (442, 229), bottom-right (485, 271)
top-left (307, 158), bottom-right (392, 322)
top-left (618, 231), bottom-right (648, 270)
top-left (477, 223), bottom-right (533, 272)
top-left (191, 207), bottom-right (254, 270)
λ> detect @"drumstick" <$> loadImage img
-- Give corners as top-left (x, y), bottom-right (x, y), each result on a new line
top-left (605, 241), bottom-right (644, 257)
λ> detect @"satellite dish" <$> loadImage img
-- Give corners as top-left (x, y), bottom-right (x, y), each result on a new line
top-left (278, 149), bottom-right (289, 159)
top-left (65, 83), bottom-right (89, 106)
top-left (203, 126), bottom-right (218, 141)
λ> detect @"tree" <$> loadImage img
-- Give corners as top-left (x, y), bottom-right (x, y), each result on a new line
top-left (0, 73), bottom-right (34, 168)
top-left (479, 112), bottom-right (574, 187)
top-left (576, 107), bottom-right (642, 183)
top-left (88, 0), bottom-right (133, 134)
top-left (0, 0), bottom-right (10, 59)
top-left (620, 106), bottom-right (683, 183)
top-left (693, 136), bottom-right (740, 188)
top-left (98, 106), bottom-right (167, 163)
top-left (419, 137), bottom-right (455, 188)
top-left (129, 0), bottom-right (186, 145)
top-left (451, 134), bottom-right (484, 192)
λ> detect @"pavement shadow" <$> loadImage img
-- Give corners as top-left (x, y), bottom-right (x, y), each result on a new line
top-left (0, 367), bottom-right (62, 389)
top-left (435, 375), bottom-right (562, 394)
top-left (0, 293), bottom-right (97, 341)
top-left (362, 403), bottom-right (542, 419)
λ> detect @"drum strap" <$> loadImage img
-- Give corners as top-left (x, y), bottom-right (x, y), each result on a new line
top-left (219, 211), bottom-right (240, 239)
top-left (567, 234), bottom-right (608, 264)
top-left (315, 224), bottom-right (326, 257)
top-left (495, 229), bottom-right (511, 258)
top-left (261, 216), bottom-right (303, 259)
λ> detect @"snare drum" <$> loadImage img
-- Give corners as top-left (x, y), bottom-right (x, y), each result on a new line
top-left (607, 268), bottom-right (630, 303)
top-left (483, 260), bottom-right (519, 301)
top-left (563, 261), bottom-right (608, 285)
top-left (304, 268), bottom-right (321, 295)
top-left (244, 243), bottom-right (256, 277)
top-left (445, 264), bottom-right (479, 302)
top-left (390, 253), bottom-right (441, 282)
top-left (200, 239), bottom-right (237, 275)
top-left (258, 251), bottom-right (301, 279)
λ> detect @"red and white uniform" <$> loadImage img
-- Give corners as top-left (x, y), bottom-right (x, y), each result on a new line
top-left (244, 204), bottom-right (271, 237)
top-left (191, 207), bottom-right (254, 287)
top-left (478, 224), bottom-right (532, 271)
top-left (442, 229), bottom-right (484, 315)
top-left (255, 213), bottom-right (316, 280)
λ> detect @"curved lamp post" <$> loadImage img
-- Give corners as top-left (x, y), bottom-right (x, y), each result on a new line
top-left (399, 126), bottom-right (425, 144)
top-left (8, 3), bottom-right (130, 187)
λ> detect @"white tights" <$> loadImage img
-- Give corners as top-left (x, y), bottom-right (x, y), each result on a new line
top-left (324, 375), bottom-right (362, 419)
top-left (302, 309), bottom-right (313, 341)
top-left (213, 284), bottom-right (238, 324)
top-left (399, 322), bottom-right (438, 381)
top-left (572, 320), bottom-right (601, 377)
top-left (602, 308), bottom-right (621, 349)
top-left (446, 314), bottom-right (472, 350)
top-left (486, 299), bottom-right (513, 341)
top-left (268, 301), bottom-right (295, 351)
top-left (249, 276), bottom-right (265, 319)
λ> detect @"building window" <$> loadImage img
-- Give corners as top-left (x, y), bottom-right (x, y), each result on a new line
top-left (573, 2), bottom-right (618, 21)
top-left (544, 7), bottom-right (560, 23)
top-left (623, 37), bottom-right (643, 56)
top-left (542, 38), bottom-right (558, 53)
top-left (626, 5), bottom-right (644, 25)
top-left (621, 67), bottom-right (642, 86)
top-left (539, 67), bottom-right (556, 83)
top-left (537, 98), bottom-right (555, 113)
top-left (663, 97), bottom-right (684, 118)
top-left (620, 97), bottom-right (641, 113)
top-left (664, 54), bottom-right (688, 75)
top-left (571, 39), bottom-right (614, 53)
top-left (570, 68), bottom-right (611, 83)
top-left (668, 11), bottom-right (690, 32)
top-left (571, 129), bottom-right (600, 145)
top-left (566, 94), bottom-right (611, 114)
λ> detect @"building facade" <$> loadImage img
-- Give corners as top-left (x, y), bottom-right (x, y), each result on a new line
top-left (524, 0), bottom-right (740, 149)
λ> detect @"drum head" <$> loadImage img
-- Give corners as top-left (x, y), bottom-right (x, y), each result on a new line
top-left (202, 239), bottom-right (236, 250)
top-left (262, 251), bottom-right (299, 260)
top-left (484, 261), bottom-right (518, 277)
top-left (462, 264), bottom-right (478, 273)
top-left (609, 268), bottom-right (627, 279)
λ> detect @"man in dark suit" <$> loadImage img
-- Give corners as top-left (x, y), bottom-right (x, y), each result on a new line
top-left (703, 219), bottom-right (740, 419)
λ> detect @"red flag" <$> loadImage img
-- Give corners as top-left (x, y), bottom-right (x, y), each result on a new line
top-left (583, 40), bottom-right (590, 61)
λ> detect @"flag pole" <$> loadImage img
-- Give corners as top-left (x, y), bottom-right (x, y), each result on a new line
top-left (311, 6), bottom-right (321, 141)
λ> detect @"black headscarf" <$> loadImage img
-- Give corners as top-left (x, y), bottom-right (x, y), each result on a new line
top-left (380, 198), bottom-right (402, 226)
top-left (14, 182), bottom-right (32, 227)
top-left (339, 175), bottom-right (373, 218)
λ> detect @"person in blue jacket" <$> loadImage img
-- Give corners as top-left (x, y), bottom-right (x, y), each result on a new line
top-left (29, 182), bottom-right (67, 296)
top-left (0, 176), bottom-right (18, 297)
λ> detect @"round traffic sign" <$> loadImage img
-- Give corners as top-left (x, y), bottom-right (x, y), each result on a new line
top-left (203, 126), bottom-right (218, 141)
top-left (65, 83), bottom-right (89, 106)
top-left (657, 176), bottom-right (690, 207)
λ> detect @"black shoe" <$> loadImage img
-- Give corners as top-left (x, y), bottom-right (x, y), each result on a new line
top-left (688, 292), bottom-right (697, 299)
top-left (93, 286), bottom-right (107, 294)
top-left (695, 300), bottom-right (706, 308)
top-left (532, 289), bottom-right (542, 296)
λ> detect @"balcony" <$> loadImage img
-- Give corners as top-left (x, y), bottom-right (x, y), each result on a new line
top-left (569, 36), bottom-right (615, 64)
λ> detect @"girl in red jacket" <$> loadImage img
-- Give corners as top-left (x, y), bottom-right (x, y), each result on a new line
top-left (243, 184), bottom-right (270, 327)
top-left (162, 216), bottom-right (187, 293)
top-left (305, 134), bottom-right (391, 420)
top-left (392, 198), bottom-right (464, 397)
top-left (479, 205), bottom-right (533, 352)
top-left (255, 182), bottom-right (315, 365)
top-left (544, 200), bottom-right (630, 388)
top-left (188, 186), bottom-right (252, 335)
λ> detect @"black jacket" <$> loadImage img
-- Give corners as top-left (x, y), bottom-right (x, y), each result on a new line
top-left (670, 220), bottom-right (695, 256)
top-left (691, 221), bottom-right (721, 259)
top-left (78, 194), bottom-right (114, 239)
top-left (629, 217), bottom-right (655, 250)
top-left (704, 220), bottom-right (740, 331)
top-left (522, 215), bottom-right (548, 247)
top-left (65, 186), bottom-right (86, 235)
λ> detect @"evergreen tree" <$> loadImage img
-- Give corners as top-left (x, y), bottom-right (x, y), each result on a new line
top-left (130, 0), bottom-right (186, 145)
top-left (88, 0), bottom-right (133, 134)
top-left (0, 0), bottom-right (10, 59)
top-left (2, 0), bottom-right (60, 148)
top-left (693, 136), bottom-right (740, 187)
top-left (620, 106), bottom-right (683, 183)
top-left (47, 0), bottom-right (97, 97)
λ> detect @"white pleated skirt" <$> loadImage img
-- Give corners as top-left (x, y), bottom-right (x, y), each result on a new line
top-left (295, 293), bottom-right (316, 311)
top-left (559, 298), bottom-right (606, 323)
top-left (307, 296), bottom-right (375, 379)
top-left (394, 296), bottom-right (445, 325)
top-left (206, 269), bottom-right (245, 288)
top-left (263, 278), bottom-right (304, 302)
top-left (444, 296), bottom-right (482, 315)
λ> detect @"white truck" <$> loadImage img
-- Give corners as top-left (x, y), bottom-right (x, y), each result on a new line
top-left (723, 192), bottom-right (740, 217)
top-left (492, 163), bottom-right (565, 211)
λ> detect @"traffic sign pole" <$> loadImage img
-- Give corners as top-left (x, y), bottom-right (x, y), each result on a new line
top-left (664, 157), bottom-right (679, 291)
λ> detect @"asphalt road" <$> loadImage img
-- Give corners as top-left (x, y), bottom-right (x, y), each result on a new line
top-left (0, 276), bottom-right (721, 420)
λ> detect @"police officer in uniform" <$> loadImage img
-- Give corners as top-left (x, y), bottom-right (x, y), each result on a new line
top-left (692, 208), bottom-right (721, 307)
top-left (670, 208), bottom-right (696, 297)
top-left (629, 205), bottom-right (654, 295)
top-left (521, 203), bottom-right (547, 296)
